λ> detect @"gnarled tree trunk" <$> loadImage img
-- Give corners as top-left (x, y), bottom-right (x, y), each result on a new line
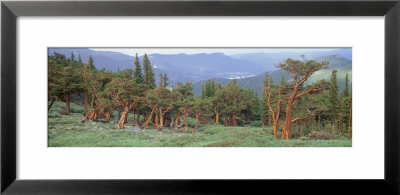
top-left (48, 98), bottom-right (55, 111)
top-left (104, 113), bottom-right (111, 123)
top-left (265, 91), bottom-right (281, 138)
top-left (117, 106), bottom-right (129, 129)
top-left (191, 113), bottom-right (200, 135)
top-left (143, 105), bottom-right (157, 127)
top-left (65, 93), bottom-right (70, 114)
top-left (281, 84), bottom-right (299, 140)
top-left (175, 111), bottom-right (181, 130)
top-left (214, 107), bottom-right (219, 125)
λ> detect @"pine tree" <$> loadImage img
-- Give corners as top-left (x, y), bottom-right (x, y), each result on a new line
top-left (329, 69), bottom-right (340, 129)
top-left (133, 53), bottom-right (143, 84)
top-left (142, 53), bottom-right (156, 89)
top-left (340, 73), bottom-right (351, 134)
top-left (88, 56), bottom-right (96, 70)
top-left (263, 72), bottom-right (283, 138)
top-left (201, 83), bottom-right (206, 99)
top-left (276, 55), bottom-right (329, 140)
top-left (262, 72), bottom-right (269, 87)
top-left (343, 73), bottom-right (350, 97)
top-left (260, 72), bottom-right (270, 126)
top-left (78, 54), bottom-right (82, 64)
top-left (105, 78), bottom-right (145, 129)
top-left (163, 73), bottom-right (169, 88)
top-left (280, 73), bottom-right (287, 86)
top-left (48, 53), bottom-right (84, 114)
top-left (70, 52), bottom-right (75, 61)
top-left (159, 73), bottom-right (164, 88)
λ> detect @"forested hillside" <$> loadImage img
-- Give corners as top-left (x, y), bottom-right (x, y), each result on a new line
top-left (193, 54), bottom-right (352, 96)
top-left (48, 50), bottom-right (352, 147)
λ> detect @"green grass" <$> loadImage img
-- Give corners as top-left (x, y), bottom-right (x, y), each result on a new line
top-left (48, 109), bottom-right (351, 147)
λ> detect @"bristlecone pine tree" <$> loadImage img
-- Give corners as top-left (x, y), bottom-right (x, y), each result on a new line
top-left (106, 78), bottom-right (145, 129)
top-left (48, 52), bottom-right (84, 114)
top-left (276, 55), bottom-right (329, 140)
top-left (263, 72), bottom-right (289, 138)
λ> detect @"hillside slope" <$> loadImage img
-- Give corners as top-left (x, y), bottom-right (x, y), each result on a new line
top-left (193, 54), bottom-right (352, 96)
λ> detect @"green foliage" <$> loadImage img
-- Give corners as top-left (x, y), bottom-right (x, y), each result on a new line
top-left (106, 77), bottom-right (145, 108)
top-left (48, 51), bottom-right (350, 145)
top-left (201, 79), bottom-right (219, 99)
top-left (214, 79), bottom-right (254, 125)
top-left (143, 53), bottom-right (156, 89)
top-left (88, 56), bottom-right (96, 70)
top-left (49, 100), bottom-right (84, 114)
top-left (247, 120), bottom-right (263, 127)
top-left (78, 54), bottom-right (82, 64)
top-left (329, 69), bottom-right (339, 120)
top-left (48, 110), bottom-right (351, 147)
top-left (163, 73), bottom-right (169, 88)
top-left (48, 52), bottom-right (84, 113)
top-left (276, 55), bottom-right (329, 82)
top-left (133, 53), bottom-right (143, 84)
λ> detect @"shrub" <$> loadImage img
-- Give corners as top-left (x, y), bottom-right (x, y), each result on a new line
top-left (248, 120), bottom-right (262, 127)
top-left (70, 105), bottom-right (84, 114)
top-left (48, 111), bottom-right (61, 118)
top-left (308, 131), bottom-right (334, 140)
top-left (187, 117), bottom-right (197, 128)
top-left (59, 110), bottom-right (69, 115)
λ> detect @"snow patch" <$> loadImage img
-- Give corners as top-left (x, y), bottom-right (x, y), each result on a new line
top-left (227, 74), bottom-right (256, 79)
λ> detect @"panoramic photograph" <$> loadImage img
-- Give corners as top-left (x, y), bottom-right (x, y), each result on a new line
top-left (48, 48), bottom-right (352, 147)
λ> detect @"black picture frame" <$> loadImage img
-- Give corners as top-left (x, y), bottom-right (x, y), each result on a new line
top-left (1, 0), bottom-right (399, 194)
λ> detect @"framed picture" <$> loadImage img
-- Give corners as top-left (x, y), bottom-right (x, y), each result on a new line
top-left (2, 0), bottom-right (399, 194)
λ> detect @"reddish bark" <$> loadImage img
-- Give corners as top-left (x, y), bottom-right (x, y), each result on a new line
top-left (143, 105), bottom-right (157, 127)
top-left (265, 90), bottom-right (282, 139)
top-left (191, 113), bottom-right (200, 135)
top-left (65, 93), bottom-right (70, 114)
top-left (233, 113), bottom-right (238, 126)
top-left (104, 113), bottom-right (111, 123)
top-left (214, 107), bottom-right (220, 125)
top-left (175, 111), bottom-right (181, 130)
top-left (281, 84), bottom-right (299, 140)
top-left (117, 106), bottom-right (129, 129)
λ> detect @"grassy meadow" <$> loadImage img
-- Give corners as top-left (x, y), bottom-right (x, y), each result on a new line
top-left (48, 101), bottom-right (351, 147)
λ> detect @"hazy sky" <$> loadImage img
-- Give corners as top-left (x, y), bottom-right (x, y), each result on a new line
top-left (91, 48), bottom-right (346, 56)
